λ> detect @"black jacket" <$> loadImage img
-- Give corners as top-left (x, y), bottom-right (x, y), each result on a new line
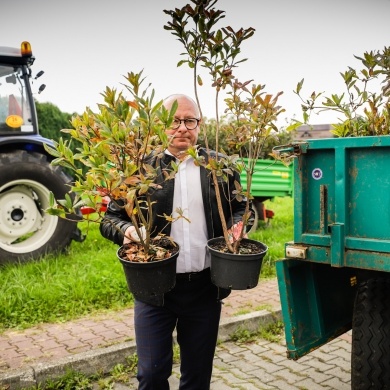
top-left (99, 147), bottom-right (249, 304)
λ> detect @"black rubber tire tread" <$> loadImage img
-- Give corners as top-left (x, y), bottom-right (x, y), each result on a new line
top-left (351, 277), bottom-right (390, 389)
top-left (0, 150), bottom-right (77, 264)
top-left (248, 203), bottom-right (259, 234)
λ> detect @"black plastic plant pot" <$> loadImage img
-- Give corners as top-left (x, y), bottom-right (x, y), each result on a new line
top-left (117, 245), bottom-right (179, 302)
top-left (207, 237), bottom-right (268, 290)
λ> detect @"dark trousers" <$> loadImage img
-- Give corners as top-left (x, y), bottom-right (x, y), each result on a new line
top-left (134, 269), bottom-right (222, 390)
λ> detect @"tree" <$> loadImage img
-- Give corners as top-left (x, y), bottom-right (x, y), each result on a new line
top-left (198, 116), bottom-right (293, 159)
top-left (35, 101), bottom-right (74, 142)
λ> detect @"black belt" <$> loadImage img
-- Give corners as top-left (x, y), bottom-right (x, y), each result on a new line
top-left (176, 268), bottom-right (210, 282)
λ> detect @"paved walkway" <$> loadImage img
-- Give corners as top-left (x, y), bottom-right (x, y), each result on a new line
top-left (121, 332), bottom-right (352, 389)
top-left (0, 278), bottom-right (352, 389)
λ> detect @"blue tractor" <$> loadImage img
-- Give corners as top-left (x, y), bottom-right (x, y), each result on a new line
top-left (0, 41), bottom-right (82, 264)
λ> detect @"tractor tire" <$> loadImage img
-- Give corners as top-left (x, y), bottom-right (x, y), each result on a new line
top-left (351, 278), bottom-right (390, 389)
top-left (0, 150), bottom-right (82, 264)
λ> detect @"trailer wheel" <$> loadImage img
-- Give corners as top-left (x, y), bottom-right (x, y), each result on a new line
top-left (0, 150), bottom-right (82, 264)
top-left (248, 203), bottom-right (259, 234)
top-left (351, 278), bottom-right (390, 390)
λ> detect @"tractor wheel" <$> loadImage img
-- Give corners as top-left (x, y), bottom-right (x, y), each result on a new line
top-left (0, 150), bottom-right (82, 264)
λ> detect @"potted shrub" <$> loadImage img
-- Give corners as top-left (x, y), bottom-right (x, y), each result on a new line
top-left (163, 1), bottom-right (286, 289)
top-left (286, 47), bottom-right (390, 138)
top-left (44, 71), bottom-right (186, 301)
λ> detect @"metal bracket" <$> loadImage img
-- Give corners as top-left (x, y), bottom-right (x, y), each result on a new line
top-left (329, 223), bottom-right (345, 267)
top-left (286, 245), bottom-right (308, 259)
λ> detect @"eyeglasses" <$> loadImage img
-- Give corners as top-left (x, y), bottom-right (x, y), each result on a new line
top-left (171, 118), bottom-right (200, 130)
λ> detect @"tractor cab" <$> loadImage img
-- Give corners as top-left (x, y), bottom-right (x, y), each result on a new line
top-left (0, 41), bottom-right (43, 136)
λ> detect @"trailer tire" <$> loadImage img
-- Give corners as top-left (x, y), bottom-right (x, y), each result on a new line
top-left (248, 203), bottom-right (259, 234)
top-left (0, 150), bottom-right (81, 264)
top-left (351, 278), bottom-right (390, 390)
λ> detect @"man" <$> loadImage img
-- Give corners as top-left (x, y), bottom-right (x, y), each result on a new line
top-left (100, 94), bottom-right (247, 389)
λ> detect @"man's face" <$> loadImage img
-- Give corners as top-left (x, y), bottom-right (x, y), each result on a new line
top-left (165, 96), bottom-right (200, 155)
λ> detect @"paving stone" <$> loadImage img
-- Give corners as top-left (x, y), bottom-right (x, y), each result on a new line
top-left (303, 367), bottom-right (333, 384)
top-left (252, 356), bottom-right (283, 374)
top-left (293, 377), bottom-right (330, 390)
top-left (268, 378), bottom-right (302, 390)
top-left (247, 366), bottom-right (278, 384)
top-left (301, 356), bottom-right (337, 373)
top-left (321, 377), bottom-right (351, 390)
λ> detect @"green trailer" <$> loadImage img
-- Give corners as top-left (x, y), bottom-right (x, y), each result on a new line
top-left (276, 135), bottom-right (390, 389)
top-left (240, 159), bottom-right (293, 228)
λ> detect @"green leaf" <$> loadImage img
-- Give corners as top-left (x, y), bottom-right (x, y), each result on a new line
top-left (296, 78), bottom-right (304, 94)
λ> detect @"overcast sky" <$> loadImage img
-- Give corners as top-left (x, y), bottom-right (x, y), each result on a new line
top-left (2, 0), bottom-right (389, 125)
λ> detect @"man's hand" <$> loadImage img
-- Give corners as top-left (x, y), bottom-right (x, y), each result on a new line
top-left (124, 226), bottom-right (146, 244)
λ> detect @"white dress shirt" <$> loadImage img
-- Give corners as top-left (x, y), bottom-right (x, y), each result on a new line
top-left (168, 153), bottom-right (209, 273)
